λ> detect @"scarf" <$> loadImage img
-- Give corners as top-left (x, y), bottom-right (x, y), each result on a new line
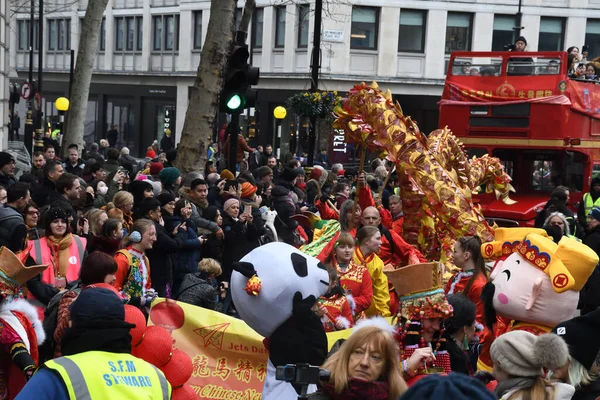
top-left (355, 246), bottom-right (374, 265)
top-left (494, 377), bottom-right (537, 399)
top-left (320, 379), bottom-right (391, 400)
top-left (47, 234), bottom-right (74, 277)
top-left (61, 319), bottom-right (134, 356)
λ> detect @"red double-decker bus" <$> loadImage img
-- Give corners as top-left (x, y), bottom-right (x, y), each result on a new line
top-left (439, 51), bottom-right (600, 227)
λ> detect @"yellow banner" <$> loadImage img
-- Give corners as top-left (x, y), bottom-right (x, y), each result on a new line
top-left (148, 299), bottom-right (356, 398)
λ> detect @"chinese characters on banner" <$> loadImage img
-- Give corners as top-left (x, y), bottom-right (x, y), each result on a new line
top-left (149, 299), bottom-right (356, 399)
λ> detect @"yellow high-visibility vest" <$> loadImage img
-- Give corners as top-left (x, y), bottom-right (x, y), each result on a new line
top-left (43, 351), bottom-right (171, 400)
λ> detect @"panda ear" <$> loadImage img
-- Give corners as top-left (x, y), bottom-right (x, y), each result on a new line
top-left (233, 261), bottom-right (257, 279)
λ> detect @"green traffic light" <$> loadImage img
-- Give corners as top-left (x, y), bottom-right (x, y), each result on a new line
top-left (227, 94), bottom-right (242, 110)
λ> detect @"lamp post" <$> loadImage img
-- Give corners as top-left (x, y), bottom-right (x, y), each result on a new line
top-left (55, 97), bottom-right (69, 149)
top-left (273, 106), bottom-right (286, 161)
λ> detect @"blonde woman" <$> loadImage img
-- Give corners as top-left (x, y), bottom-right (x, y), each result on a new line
top-left (108, 191), bottom-right (134, 232)
top-left (84, 209), bottom-right (108, 237)
top-left (309, 317), bottom-right (407, 400)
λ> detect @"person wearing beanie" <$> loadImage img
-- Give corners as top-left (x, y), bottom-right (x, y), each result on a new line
top-left (583, 206), bottom-right (600, 268)
top-left (514, 36), bottom-right (527, 51)
top-left (550, 307), bottom-right (600, 398)
top-left (159, 167), bottom-right (181, 198)
top-left (220, 169), bottom-right (235, 181)
top-left (399, 373), bottom-right (496, 400)
top-left (309, 317), bottom-right (407, 400)
top-left (0, 151), bottom-right (16, 187)
top-left (491, 331), bottom-right (574, 400)
top-left (580, 177), bottom-right (600, 225)
top-left (17, 288), bottom-right (171, 399)
top-left (149, 161), bottom-right (164, 177)
top-left (24, 207), bottom-right (87, 306)
top-left (129, 180), bottom-right (154, 219)
top-left (157, 192), bottom-right (176, 231)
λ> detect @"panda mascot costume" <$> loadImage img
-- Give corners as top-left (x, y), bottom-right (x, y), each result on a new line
top-left (231, 242), bottom-right (330, 399)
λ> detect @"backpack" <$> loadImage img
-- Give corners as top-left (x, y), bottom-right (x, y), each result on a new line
top-left (40, 280), bottom-right (82, 362)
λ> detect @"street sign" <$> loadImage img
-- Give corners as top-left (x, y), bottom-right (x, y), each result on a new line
top-left (33, 93), bottom-right (41, 111)
top-left (21, 82), bottom-right (31, 100)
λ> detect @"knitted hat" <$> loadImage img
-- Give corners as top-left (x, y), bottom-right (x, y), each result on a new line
top-left (400, 373), bottom-right (496, 400)
top-left (310, 168), bottom-right (323, 181)
top-left (157, 192), bottom-right (176, 207)
top-left (515, 36), bottom-right (527, 45)
top-left (589, 206), bottom-right (600, 222)
top-left (0, 152), bottom-right (14, 168)
top-left (552, 307), bottom-right (600, 369)
top-left (490, 331), bottom-right (568, 377)
top-left (295, 167), bottom-right (306, 177)
top-left (280, 167), bottom-right (299, 182)
top-left (150, 162), bottom-right (164, 175)
top-left (44, 207), bottom-right (68, 230)
top-left (241, 182), bottom-right (257, 198)
top-left (223, 198), bottom-right (239, 211)
top-left (160, 167), bottom-right (181, 186)
top-left (220, 169), bottom-right (235, 180)
top-left (70, 288), bottom-right (128, 325)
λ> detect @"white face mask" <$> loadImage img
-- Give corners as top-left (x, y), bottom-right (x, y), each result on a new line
top-left (98, 185), bottom-right (108, 195)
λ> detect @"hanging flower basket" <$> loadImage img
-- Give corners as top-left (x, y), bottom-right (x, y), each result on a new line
top-left (285, 90), bottom-right (343, 120)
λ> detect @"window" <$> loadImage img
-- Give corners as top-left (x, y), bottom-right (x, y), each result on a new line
top-left (152, 15), bottom-right (179, 52)
top-left (193, 11), bottom-right (202, 49)
top-left (153, 16), bottom-right (162, 50)
top-left (48, 20), bottom-right (56, 50)
top-left (445, 13), bottom-right (472, 53)
top-left (115, 16), bottom-right (141, 52)
top-left (252, 8), bottom-right (263, 49)
top-left (100, 18), bottom-right (106, 51)
top-left (298, 4), bottom-right (310, 48)
top-left (17, 20), bottom-right (39, 51)
top-left (47, 18), bottom-right (70, 51)
top-left (136, 18), bottom-right (143, 51)
top-left (126, 17), bottom-right (135, 51)
top-left (492, 15), bottom-right (514, 51)
top-left (275, 6), bottom-right (286, 48)
top-left (585, 20), bottom-right (600, 61)
top-left (115, 18), bottom-right (124, 51)
top-left (538, 17), bottom-right (564, 51)
top-left (351, 6), bottom-right (378, 50)
top-left (398, 9), bottom-right (426, 53)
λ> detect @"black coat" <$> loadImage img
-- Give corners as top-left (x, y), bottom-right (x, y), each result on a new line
top-left (145, 221), bottom-right (187, 297)
top-left (573, 379), bottom-right (600, 400)
top-left (221, 213), bottom-right (260, 282)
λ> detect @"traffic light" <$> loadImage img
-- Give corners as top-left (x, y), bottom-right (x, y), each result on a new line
top-left (220, 43), bottom-right (260, 113)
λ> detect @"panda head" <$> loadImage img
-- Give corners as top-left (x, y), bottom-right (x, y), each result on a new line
top-left (231, 242), bottom-right (330, 337)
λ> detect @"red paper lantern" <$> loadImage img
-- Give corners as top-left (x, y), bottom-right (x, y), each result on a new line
top-left (135, 326), bottom-right (173, 367)
top-left (150, 299), bottom-right (185, 332)
top-left (159, 349), bottom-right (193, 387)
top-left (171, 384), bottom-right (197, 400)
top-left (124, 305), bottom-right (147, 346)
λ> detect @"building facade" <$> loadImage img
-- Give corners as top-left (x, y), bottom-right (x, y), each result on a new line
top-left (0, 0), bottom-right (10, 149)
top-left (8, 0), bottom-right (600, 156)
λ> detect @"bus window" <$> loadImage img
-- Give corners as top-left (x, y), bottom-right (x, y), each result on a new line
top-left (507, 57), bottom-right (561, 76)
top-left (527, 150), bottom-right (584, 192)
top-left (466, 148), bottom-right (488, 159)
top-left (532, 160), bottom-right (554, 190)
top-left (451, 57), bottom-right (501, 76)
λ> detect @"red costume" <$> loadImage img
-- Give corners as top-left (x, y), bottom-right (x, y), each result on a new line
top-left (0, 247), bottom-right (48, 399)
top-left (333, 259), bottom-right (373, 320)
top-left (317, 293), bottom-right (353, 332)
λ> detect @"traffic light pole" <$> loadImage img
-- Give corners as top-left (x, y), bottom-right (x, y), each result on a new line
top-left (307, 0), bottom-right (323, 167)
top-left (227, 112), bottom-right (240, 173)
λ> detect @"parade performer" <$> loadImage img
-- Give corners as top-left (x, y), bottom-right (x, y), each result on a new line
top-left (327, 232), bottom-right (372, 322)
top-left (386, 262), bottom-right (454, 385)
top-left (315, 269), bottom-right (353, 332)
top-left (0, 246), bottom-right (47, 399)
top-left (230, 242), bottom-right (330, 399)
top-left (480, 229), bottom-right (598, 372)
